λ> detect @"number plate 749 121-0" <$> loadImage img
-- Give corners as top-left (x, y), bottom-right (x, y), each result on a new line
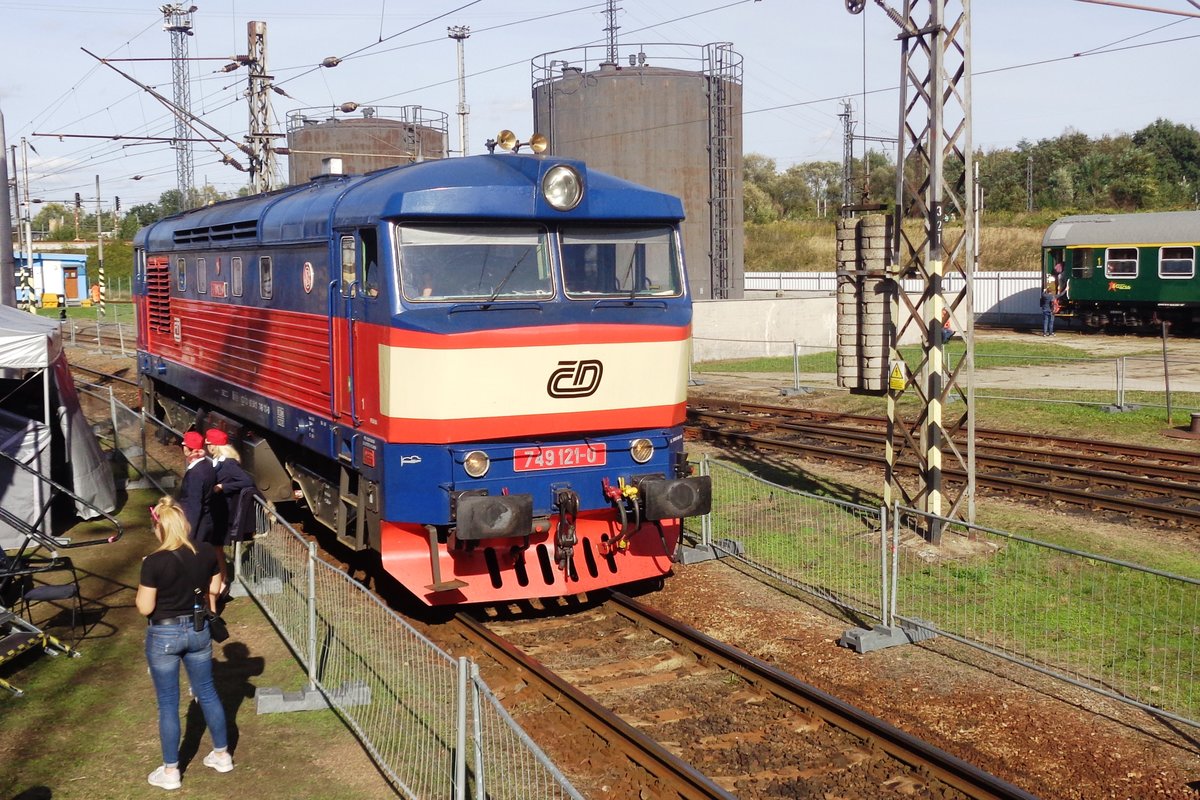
top-left (512, 443), bottom-right (607, 472)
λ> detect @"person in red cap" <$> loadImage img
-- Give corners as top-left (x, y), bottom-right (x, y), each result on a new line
top-left (204, 428), bottom-right (255, 545)
top-left (178, 430), bottom-right (217, 545)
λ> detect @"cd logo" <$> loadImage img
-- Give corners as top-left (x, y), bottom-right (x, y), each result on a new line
top-left (547, 360), bottom-right (603, 398)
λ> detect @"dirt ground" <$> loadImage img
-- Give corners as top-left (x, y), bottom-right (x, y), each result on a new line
top-left (31, 340), bottom-right (1200, 799)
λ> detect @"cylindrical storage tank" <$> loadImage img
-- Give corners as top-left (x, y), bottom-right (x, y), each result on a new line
top-left (532, 43), bottom-right (744, 300)
top-left (285, 105), bottom-right (449, 184)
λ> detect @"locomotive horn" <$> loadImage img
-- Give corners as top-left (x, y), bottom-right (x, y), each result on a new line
top-left (528, 133), bottom-right (548, 154)
top-left (496, 130), bottom-right (518, 151)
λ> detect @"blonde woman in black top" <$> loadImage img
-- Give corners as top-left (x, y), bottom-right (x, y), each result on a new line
top-left (136, 496), bottom-right (233, 790)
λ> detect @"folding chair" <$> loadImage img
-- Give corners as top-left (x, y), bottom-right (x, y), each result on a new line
top-left (4, 555), bottom-right (84, 644)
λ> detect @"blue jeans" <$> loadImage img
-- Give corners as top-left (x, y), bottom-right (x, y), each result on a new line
top-left (146, 620), bottom-right (227, 765)
top-left (1042, 310), bottom-right (1054, 335)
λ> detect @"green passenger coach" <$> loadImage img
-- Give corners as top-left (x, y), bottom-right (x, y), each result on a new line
top-left (1042, 211), bottom-right (1200, 331)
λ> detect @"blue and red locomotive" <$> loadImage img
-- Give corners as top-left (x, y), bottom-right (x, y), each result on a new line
top-left (133, 142), bottom-right (710, 605)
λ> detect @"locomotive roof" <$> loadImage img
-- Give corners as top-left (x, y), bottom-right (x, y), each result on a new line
top-left (1043, 210), bottom-right (1200, 248)
top-left (136, 154), bottom-right (685, 251)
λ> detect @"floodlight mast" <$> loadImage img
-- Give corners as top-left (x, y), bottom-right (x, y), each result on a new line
top-left (162, 3), bottom-right (197, 208)
top-left (842, 0), bottom-right (976, 539)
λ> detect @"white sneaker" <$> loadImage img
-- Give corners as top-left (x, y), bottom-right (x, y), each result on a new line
top-left (148, 766), bottom-right (182, 790)
top-left (203, 749), bottom-right (234, 773)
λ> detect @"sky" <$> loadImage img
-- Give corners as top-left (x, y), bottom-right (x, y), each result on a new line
top-left (1, 0), bottom-right (1198, 213)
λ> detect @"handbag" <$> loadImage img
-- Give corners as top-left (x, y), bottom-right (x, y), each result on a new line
top-left (206, 610), bottom-right (231, 643)
top-left (192, 587), bottom-right (230, 642)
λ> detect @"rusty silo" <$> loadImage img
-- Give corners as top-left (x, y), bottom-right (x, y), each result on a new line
top-left (532, 43), bottom-right (744, 300)
top-left (285, 105), bottom-right (449, 184)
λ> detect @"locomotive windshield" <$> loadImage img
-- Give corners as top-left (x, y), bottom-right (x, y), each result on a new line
top-left (561, 225), bottom-right (681, 298)
top-left (398, 225), bottom-right (552, 302)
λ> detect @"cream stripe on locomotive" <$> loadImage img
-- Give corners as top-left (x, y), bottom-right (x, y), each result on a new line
top-left (378, 339), bottom-right (689, 420)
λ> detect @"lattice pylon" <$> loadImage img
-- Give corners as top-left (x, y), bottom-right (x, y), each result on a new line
top-left (882, 0), bottom-right (976, 541)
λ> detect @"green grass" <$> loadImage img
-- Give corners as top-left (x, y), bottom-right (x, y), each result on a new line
top-left (35, 302), bottom-right (135, 324)
top-left (695, 339), bottom-right (1146, 375)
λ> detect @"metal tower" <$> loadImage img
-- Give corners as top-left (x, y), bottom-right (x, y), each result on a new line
top-left (162, 4), bottom-right (196, 208)
top-left (839, 99), bottom-right (855, 210)
top-left (448, 26), bottom-right (470, 156)
top-left (849, 0), bottom-right (976, 539)
top-left (246, 21), bottom-right (276, 194)
top-left (603, 0), bottom-right (621, 64)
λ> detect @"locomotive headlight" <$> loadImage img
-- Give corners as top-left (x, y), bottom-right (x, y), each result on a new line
top-left (463, 450), bottom-right (490, 478)
top-left (630, 438), bottom-right (654, 464)
top-left (542, 165), bottom-right (583, 211)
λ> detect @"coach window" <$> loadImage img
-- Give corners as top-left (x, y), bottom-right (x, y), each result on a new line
top-left (231, 257), bottom-right (243, 297)
top-left (259, 256), bottom-right (273, 299)
top-left (1105, 247), bottom-right (1138, 278)
top-left (176, 257), bottom-right (186, 292)
top-left (340, 235), bottom-right (356, 296)
top-left (197, 258), bottom-right (207, 294)
top-left (1160, 246), bottom-right (1195, 279)
top-left (1070, 248), bottom-right (1093, 279)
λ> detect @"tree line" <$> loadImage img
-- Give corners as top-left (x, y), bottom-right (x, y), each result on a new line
top-left (745, 118), bottom-right (1200, 223)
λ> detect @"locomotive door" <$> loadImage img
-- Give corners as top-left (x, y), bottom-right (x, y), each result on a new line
top-left (331, 229), bottom-right (377, 426)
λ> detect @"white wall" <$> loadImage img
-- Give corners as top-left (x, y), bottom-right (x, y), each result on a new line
top-left (692, 293), bottom-right (837, 361)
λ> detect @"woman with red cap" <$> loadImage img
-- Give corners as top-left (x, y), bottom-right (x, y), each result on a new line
top-left (205, 428), bottom-right (256, 545)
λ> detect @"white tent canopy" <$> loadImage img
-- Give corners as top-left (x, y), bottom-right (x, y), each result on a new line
top-left (0, 304), bottom-right (116, 550)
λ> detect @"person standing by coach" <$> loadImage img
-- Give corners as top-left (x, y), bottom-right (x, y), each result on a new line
top-left (178, 430), bottom-right (217, 545)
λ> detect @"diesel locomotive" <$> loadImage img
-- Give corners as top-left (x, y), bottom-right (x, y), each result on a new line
top-left (133, 140), bottom-right (710, 605)
top-left (1043, 210), bottom-right (1200, 331)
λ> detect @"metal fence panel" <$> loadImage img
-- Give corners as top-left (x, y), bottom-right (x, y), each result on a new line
top-left (469, 667), bottom-right (585, 800)
top-left (239, 511), bottom-right (460, 799)
top-left (704, 459), bottom-right (887, 621)
top-left (892, 508), bottom-right (1200, 727)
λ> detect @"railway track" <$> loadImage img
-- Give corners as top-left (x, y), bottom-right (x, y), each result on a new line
top-left (450, 592), bottom-right (1036, 800)
top-left (688, 399), bottom-right (1200, 527)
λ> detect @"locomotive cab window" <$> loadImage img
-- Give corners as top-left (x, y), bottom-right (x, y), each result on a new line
top-left (1105, 247), bottom-right (1138, 278)
top-left (397, 225), bottom-right (551, 302)
top-left (259, 256), bottom-right (273, 299)
top-left (231, 257), bottom-right (243, 297)
top-left (196, 258), bottom-right (207, 294)
top-left (340, 235), bottom-right (356, 296)
top-left (1160, 246), bottom-right (1195, 279)
top-left (562, 225), bottom-right (682, 298)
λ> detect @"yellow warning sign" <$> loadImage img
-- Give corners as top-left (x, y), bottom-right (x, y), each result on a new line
top-left (888, 362), bottom-right (906, 391)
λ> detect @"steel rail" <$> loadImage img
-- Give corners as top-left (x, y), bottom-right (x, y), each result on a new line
top-left (454, 611), bottom-right (738, 800)
top-left (691, 408), bottom-right (1200, 499)
top-left (607, 592), bottom-right (1040, 800)
top-left (691, 398), bottom-right (1200, 466)
top-left (690, 423), bottom-right (1200, 526)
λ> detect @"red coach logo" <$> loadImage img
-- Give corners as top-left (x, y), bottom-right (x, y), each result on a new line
top-left (547, 360), bottom-right (604, 398)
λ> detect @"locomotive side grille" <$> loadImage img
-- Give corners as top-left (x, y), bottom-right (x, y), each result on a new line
top-left (165, 299), bottom-right (332, 414)
top-left (173, 219), bottom-right (259, 246)
top-left (146, 256), bottom-right (172, 334)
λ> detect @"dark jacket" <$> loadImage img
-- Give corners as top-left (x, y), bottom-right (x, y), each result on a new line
top-left (213, 458), bottom-right (256, 545)
top-left (178, 457), bottom-right (217, 544)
